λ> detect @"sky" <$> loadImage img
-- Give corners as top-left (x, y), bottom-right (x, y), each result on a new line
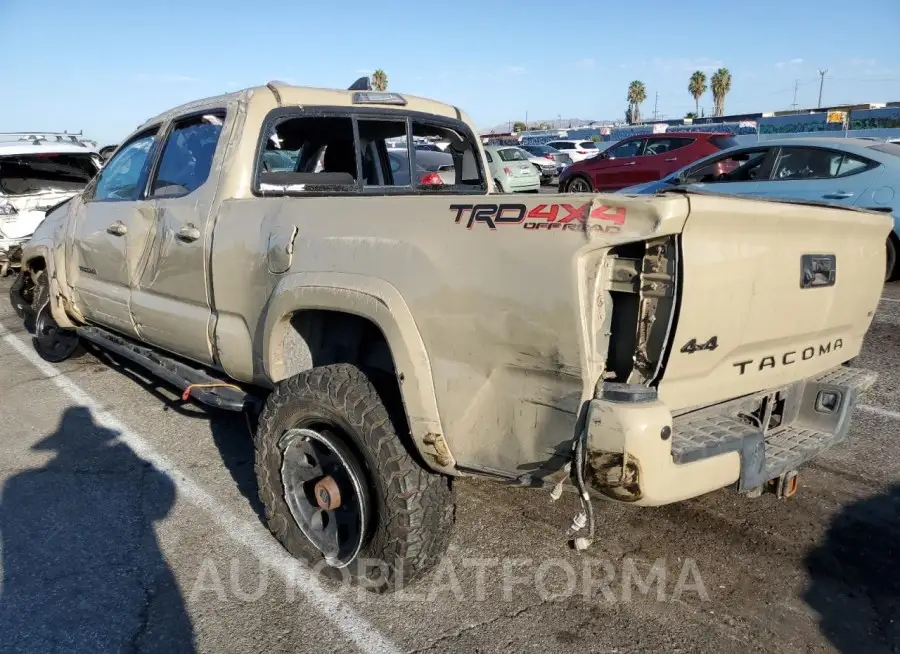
top-left (3, 0), bottom-right (900, 144)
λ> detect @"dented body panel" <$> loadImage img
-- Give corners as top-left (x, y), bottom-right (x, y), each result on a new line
top-left (15, 82), bottom-right (890, 502)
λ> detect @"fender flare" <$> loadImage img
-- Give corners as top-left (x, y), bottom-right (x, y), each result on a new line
top-left (21, 243), bottom-right (77, 330)
top-left (262, 272), bottom-right (455, 474)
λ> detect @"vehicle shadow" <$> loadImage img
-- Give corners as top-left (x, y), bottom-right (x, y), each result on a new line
top-left (803, 483), bottom-right (900, 651)
top-left (84, 345), bottom-right (266, 522)
top-left (0, 406), bottom-right (195, 652)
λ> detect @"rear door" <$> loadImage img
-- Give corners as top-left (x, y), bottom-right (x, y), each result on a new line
top-left (594, 138), bottom-right (646, 190)
top-left (70, 128), bottom-right (161, 337)
top-left (639, 137), bottom-right (695, 183)
top-left (129, 111), bottom-right (228, 365)
top-left (755, 146), bottom-right (882, 207)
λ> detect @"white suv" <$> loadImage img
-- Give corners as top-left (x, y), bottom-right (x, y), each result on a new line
top-left (544, 139), bottom-right (602, 163)
top-left (0, 133), bottom-right (101, 275)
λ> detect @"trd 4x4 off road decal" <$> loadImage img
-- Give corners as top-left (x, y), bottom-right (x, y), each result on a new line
top-left (450, 203), bottom-right (625, 232)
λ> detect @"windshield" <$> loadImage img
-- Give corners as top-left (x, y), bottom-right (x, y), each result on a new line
top-left (0, 153), bottom-right (99, 196)
top-left (497, 148), bottom-right (527, 162)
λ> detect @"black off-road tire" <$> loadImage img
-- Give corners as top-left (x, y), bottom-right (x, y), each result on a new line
top-left (255, 363), bottom-right (455, 593)
top-left (886, 236), bottom-right (898, 283)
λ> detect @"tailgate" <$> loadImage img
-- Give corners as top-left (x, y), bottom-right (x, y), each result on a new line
top-left (659, 193), bottom-right (890, 410)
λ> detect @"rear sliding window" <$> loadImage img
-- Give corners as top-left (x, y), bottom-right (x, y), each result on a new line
top-left (256, 111), bottom-right (486, 195)
top-left (0, 153), bottom-right (99, 196)
top-left (710, 136), bottom-right (739, 150)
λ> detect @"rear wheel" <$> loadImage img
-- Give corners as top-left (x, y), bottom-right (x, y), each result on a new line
top-left (255, 363), bottom-right (454, 592)
top-left (886, 236), bottom-right (898, 282)
top-left (565, 175), bottom-right (593, 193)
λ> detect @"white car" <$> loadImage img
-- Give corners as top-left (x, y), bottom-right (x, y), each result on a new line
top-left (544, 139), bottom-right (602, 163)
top-left (508, 147), bottom-right (560, 183)
top-left (0, 133), bottom-right (101, 275)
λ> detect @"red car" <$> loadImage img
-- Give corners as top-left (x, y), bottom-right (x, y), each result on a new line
top-left (558, 132), bottom-right (739, 193)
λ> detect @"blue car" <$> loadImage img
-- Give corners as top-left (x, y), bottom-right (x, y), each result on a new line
top-left (618, 137), bottom-right (900, 280)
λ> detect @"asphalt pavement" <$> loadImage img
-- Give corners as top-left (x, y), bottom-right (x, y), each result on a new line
top-left (0, 274), bottom-right (898, 653)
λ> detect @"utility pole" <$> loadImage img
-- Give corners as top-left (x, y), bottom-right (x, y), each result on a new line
top-left (817, 69), bottom-right (828, 108)
top-left (790, 79), bottom-right (799, 111)
top-left (652, 92), bottom-right (659, 120)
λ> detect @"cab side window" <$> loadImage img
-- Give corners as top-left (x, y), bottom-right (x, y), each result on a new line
top-left (150, 113), bottom-right (225, 198)
top-left (92, 131), bottom-right (158, 201)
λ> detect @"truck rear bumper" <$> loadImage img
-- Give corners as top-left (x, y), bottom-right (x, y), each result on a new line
top-left (585, 365), bottom-right (877, 506)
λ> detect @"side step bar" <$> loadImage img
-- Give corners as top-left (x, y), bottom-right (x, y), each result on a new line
top-left (77, 325), bottom-right (260, 413)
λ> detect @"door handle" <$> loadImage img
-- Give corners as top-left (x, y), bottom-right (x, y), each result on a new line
top-left (665, 157), bottom-right (678, 162)
top-left (623, 161), bottom-right (636, 166)
top-left (106, 221), bottom-right (127, 236)
top-left (176, 224), bottom-right (201, 242)
top-left (823, 191), bottom-right (853, 199)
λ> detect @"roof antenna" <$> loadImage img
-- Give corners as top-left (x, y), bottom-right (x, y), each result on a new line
top-left (348, 76), bottom-right (372, 91)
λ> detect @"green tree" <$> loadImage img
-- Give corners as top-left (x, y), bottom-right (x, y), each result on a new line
top-left (685, 111), bottom-right (697, 119)
top-left (711, 68), bottom-right (732, 117)
top-left (688, 71), bottom-right (708, 118)
top-left (627, 80), bottom-right (647, 124)
top-left (513, 121), bottom-right (527, 132)
top-left (371, 69), bottom-right (388, 92)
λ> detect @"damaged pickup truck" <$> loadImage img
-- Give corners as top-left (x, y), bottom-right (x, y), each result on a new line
top-left (8, 81), bottom-right (890, 592)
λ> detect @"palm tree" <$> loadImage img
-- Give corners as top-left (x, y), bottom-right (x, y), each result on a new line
top-left (710, 68), bottom-right (732, 117)
top-left (627, 80), bottom-right (647, 124)
top-left (688, 71), bottom-right (707, 117)
top-left (371, 69), bottom-right (388, 92)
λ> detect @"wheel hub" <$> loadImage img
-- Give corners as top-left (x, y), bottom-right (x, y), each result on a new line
top-left (279, 427), bottom-right (369, 567)
top-left (314, 476), bottom-right (341, 510)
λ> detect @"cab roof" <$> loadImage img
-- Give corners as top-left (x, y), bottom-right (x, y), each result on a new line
top-left (136, 81), bottom-right (466, 132)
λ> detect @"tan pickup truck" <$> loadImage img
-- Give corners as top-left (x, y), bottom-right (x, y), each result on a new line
top-left (8, 80), bottom-right (890, 592)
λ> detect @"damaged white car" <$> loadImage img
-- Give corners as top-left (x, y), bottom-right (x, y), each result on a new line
top-left (0, 133), bottom-right (101, 276)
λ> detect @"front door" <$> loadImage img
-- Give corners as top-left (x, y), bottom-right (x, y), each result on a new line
top-left (70, 129), bottom-right (161, 337)
top-left (129, 111), bottom-right (228, 365)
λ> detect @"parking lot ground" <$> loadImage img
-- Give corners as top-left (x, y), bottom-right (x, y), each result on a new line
top-left (0, 275), bottom-right (898, 653)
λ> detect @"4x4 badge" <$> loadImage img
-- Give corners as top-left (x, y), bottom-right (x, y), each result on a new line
top-left (680, 336), bottom-right (719, 354)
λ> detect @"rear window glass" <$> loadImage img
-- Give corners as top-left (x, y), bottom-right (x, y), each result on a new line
top-left (0, 153), bottom-right (99, 196)
top-left (868, 143), bottom-right (900, 157)
top-left (497, 148), bottom-right (527, 162)
top-left (579, 141), bottom-right (598, 149)
top-left (710, 136), bottom-right (739, 150)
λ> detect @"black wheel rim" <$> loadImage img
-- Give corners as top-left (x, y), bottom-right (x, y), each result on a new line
top-left (569, 178), bottom-right (590, 193)
top-left (279, 427), bottom-right (370, 568)
top-left (34, 301), bottom-right (79, 361)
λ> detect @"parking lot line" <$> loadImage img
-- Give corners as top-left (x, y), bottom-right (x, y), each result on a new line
top-left (0, 326), bottom-right (401, 654)
top-left (858, 404), bottom-right (900, 421)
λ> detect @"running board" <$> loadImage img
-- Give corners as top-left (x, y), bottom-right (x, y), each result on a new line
top-left (77, 325), bottom-right (259, 412)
